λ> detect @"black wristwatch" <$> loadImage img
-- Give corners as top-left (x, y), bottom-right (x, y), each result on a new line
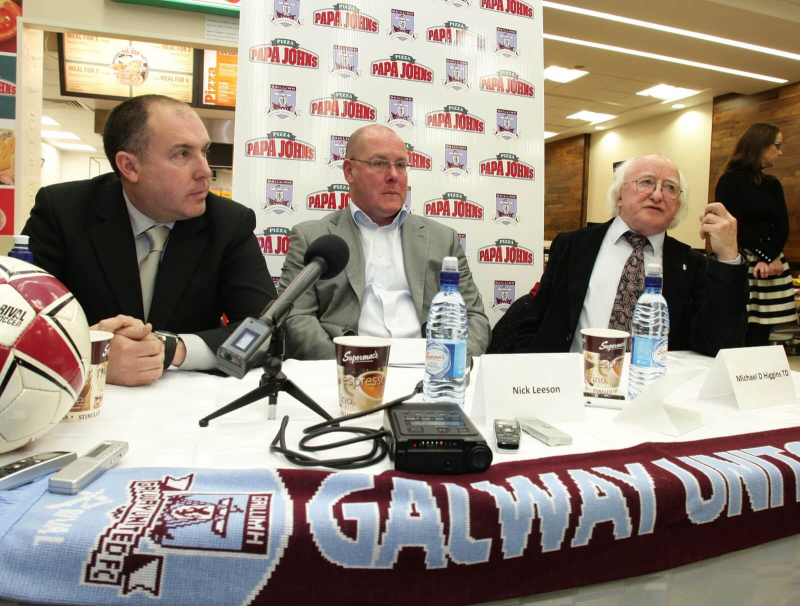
top-left (154, 331), bottom-right (180, 369)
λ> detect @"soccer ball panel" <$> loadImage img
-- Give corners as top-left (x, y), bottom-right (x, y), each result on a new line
top-left (0, 257), bottom-right (90, 454)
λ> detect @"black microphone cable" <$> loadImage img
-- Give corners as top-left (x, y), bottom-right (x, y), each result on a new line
top-left (270, 381), bottom-right (424, 470)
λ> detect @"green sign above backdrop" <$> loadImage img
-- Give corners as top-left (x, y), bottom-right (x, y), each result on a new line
top-left (112, 0), bottom-right (241, 18)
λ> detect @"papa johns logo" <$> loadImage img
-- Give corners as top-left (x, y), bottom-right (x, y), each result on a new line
top-left (82, 473), bottom-right (291, 599)
top-left (426, 105), bottom-right (484, 134)
top-left (478, 239), bottom-right (533, 265)
top-left (480, 153), bottom-right (534, 180)
top-left (406, 143), bottom-right (432, 171)
top-left (307, 184), bottom-right (351, 211)
top-left (246, 131), bottom-right (316, 161)
top-left (371, 54), bottom-right (433, 83)
top-left (258, 227), bottom-right (292, 257)
top-left (427, 21), bottom-right (485, 50)
top-left (424, 192), bottom-right (484, 221)
top-left (480, 70), bottom-right (534, 97)
top-left (250, 39), bottom-right (319, 69)
top-left (310, 92), bottom-right (376, 122)
top-left (480, 0), bottom-right (534, 18)
top-left (313, 4), bottom-right (378, 33)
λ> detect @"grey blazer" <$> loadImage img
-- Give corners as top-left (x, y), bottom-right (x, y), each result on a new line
top-left (279, 208), bottom-right (490, 360)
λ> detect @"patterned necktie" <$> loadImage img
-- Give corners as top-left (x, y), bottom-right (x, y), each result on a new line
top-left (608, 231), bottom-right (648, 336)
top-left (139, 225), bottom-right (171, 321)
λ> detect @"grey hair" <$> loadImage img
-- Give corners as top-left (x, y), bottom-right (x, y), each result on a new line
top-left (605, 156), bottom-right (690, 230)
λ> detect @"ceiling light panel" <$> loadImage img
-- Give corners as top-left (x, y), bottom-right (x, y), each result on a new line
top-left (566, 110), bottom-right (616, 123)
top-left (41, 130), bottom-right (80, 140)
top-left (636, 84), bottom-right (698, 100)
top-left (51, 142), bottom-right (96, 151)
top-left (41, 116), bottom-right (59, 126)
top-left (543, 65), bottom-right (589, 83)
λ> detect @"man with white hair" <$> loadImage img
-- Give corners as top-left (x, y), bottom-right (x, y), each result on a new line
top-left (515, 154), bottom-right (748, 356)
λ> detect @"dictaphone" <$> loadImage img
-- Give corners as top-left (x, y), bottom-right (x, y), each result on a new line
top-left (48, 440), bottom-right (128, 495)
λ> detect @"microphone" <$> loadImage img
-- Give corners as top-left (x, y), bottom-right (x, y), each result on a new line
top-left (216, 234), bottom-right (350, 378)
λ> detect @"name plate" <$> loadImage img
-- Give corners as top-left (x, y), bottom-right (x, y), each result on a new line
top-left (698, 345), bottom-right (797, 410)
top-left (470, 353), bottom-right (584, 425)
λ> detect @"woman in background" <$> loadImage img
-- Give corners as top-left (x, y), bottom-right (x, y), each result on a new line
top-left (715, 122), bottom-right (795, 346)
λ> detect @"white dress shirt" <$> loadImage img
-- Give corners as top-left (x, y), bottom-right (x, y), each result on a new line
top-left (124, 192), bottom-right (214, 370)
top-left (569, 216), bottom-right (665, 353)
top-left (349, 202), bottom-right (421, 339)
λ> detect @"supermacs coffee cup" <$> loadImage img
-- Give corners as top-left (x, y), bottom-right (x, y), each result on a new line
top-left (65, 330), bottom-right (113, 422)
top-left (333, 336), bottom-right (391, 415)
top-left (581, 328), bottom-right (628, 396)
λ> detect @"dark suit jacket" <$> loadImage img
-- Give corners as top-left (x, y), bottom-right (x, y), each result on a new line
top-left (515, 220), bottom-right (748, 356)
top-left (22, 173), bottom-right (277, 354)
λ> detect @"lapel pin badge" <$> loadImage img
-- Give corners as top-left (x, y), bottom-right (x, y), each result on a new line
top-left (682, 264), bottom-right (687, 271)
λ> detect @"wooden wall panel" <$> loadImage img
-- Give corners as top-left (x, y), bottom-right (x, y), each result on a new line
top-left (709, 82), bottom-right (800, 262)
top-left (544, 134), bottom-right (589, 241)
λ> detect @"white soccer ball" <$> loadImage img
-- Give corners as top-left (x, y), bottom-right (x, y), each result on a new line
top-left (0, 256), bottom-right (90, 454)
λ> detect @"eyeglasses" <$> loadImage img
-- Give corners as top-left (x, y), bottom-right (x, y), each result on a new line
top-left (624, 177), bottom-right (682, 201)
top-left (349, 158), bottom-right (409, 173)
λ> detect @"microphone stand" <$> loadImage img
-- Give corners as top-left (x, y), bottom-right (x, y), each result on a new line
top-left (199, 326), bottom-right (333, 427)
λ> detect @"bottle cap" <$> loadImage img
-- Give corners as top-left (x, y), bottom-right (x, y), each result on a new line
top-left (442, 256), bottom-right (458, 273)
top-left (12, 235), bottom-right (29, 246)
top-left (645, 263), bottom-right (662, 277)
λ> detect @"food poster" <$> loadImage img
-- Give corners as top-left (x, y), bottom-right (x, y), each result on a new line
top-left (202, 50), bottom-right (237, 108)
top-left (0, 0), bottom-right (21, 55)
top-left (62, 34), bottom-right (194, 102)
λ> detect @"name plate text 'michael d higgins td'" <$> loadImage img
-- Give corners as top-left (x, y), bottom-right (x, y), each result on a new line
top-left (471, 353), bottom-right (584, 425)
top-left (699, 345), bottom-right (797, 410)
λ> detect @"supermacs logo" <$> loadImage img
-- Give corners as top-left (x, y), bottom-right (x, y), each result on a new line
top-left (313, 4), bottom-right (378, 32)
top-left (480, 70), bottom-right (534, 97)
top-left (406, 143), bottom-right (432, 171)
top-left (258, 227), bottom-right (291, 257)
top-left (246, 131), bottom-right (316, 161)
top-left (478, 239), bottom-right (533, 265)
top-left (480, 0), bottom-right (534, 18)
top-left (273, 0), bottom-right (302, 27)
top-left (480, 153), bottom-right (534, 180)
top-left (250, 39), bottom-right (319, 68)
top-left (426, 105), bottom-right (484, 134)
top-left (0, 79), bottom-right (15, 96)
top-left (424, 192), bottom-right (484, 221)
top-left (371, 54), bottom-right (433, 83)
top-left (307, 184), bottom-right (351, 211)
top-left (427, 21), bottom-right (485, 50)
top-left (310, 92), bottom-right (376, 122)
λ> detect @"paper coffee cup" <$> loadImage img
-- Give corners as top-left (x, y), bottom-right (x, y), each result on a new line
top-left (333, 336), bottom-right (391, 415)
top-left (581, 328), bottom-right (628, 396)
top-left (65, 330), bottom-right (113, 422)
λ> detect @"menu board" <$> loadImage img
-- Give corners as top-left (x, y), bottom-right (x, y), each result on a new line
top-left (201, 50), bottom-right (237, 109)
top-left (112, 0), bottom-right (240, 18)
top-left (59, 33), bottom-right (196, 103)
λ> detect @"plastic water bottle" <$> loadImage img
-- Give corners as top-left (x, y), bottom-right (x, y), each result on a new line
top-left (423, 256), bottom-right (468, 407)
top-left (628, 263), bottom-right (670, 400)
top-left (7, 235), bottom-right (34, 264)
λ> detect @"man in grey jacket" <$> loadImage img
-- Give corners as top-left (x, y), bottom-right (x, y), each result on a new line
top-left (279, 125), bottom-right (490, 360)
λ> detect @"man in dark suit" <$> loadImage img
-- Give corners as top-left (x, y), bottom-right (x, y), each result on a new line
top-left (23, 95), bottom-right (276, 386)
top-left (515, 154), bottom-right (747, 356)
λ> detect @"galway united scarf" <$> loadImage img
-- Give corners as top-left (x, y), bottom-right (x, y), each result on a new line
top-left (2, 426), bottom-right (800, 605)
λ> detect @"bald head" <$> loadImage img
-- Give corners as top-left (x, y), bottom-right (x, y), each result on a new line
top-left (346, 125), bottom-right (404, 159)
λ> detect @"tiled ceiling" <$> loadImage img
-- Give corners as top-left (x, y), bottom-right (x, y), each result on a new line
top-left (38, 1), bottom-right (800, 148)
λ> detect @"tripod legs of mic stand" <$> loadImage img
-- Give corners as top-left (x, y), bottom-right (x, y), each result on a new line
top-left (198, 371), bottom-right (333, 427)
